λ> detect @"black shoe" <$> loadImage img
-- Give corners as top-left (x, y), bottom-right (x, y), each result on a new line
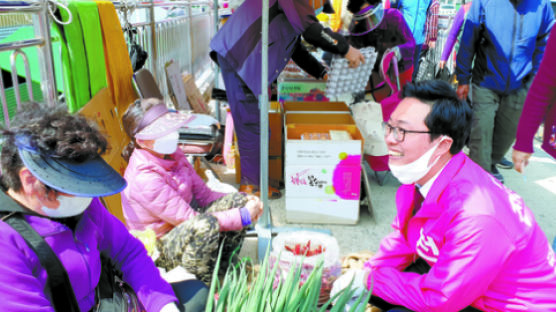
top-left (491, 166), bottom-right (505, 184)
top-left (496, 157), bottom-right (514, 170)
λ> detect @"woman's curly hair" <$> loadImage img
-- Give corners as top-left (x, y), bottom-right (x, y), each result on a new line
top-left (0, 102), bottom-right (107, 191)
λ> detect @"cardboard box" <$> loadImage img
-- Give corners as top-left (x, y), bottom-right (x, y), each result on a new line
top-left (79, 88), bottom-right (129, 165)
top-left (285, 114), bottom-right (363, 224)
top-left (182, 73), bottom-right (210, 114)
top-left (79, 88), bottom-right (129, 224)
top-left (269, 156), bottom-right (283, 186)
top-left (285, 197), bottom-right (360, 224)
top-left (278, 79), bottom-right (329, 105)
top-left (285, 113), bottom-right (356, 127)
top-left (269, 101), bottom-right (283, 157)
top-left (283, 101), bottom-right (350, 114)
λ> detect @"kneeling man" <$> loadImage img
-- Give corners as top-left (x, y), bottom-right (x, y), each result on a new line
top-left (332, 80), bottom-right (556, 312)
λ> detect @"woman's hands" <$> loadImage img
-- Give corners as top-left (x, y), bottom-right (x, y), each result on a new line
top-left (245, 195), bottom-right (263, 223)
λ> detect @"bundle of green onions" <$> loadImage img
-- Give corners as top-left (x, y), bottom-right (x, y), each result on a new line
top-left (205, 248), bottom-right (372, 312)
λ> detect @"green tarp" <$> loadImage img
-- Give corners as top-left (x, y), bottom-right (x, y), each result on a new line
top-left (0, 0), bottom-right (109, 113)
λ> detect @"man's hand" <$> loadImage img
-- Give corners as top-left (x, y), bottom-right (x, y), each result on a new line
top-left (428, 41), bottom-right (436, 49)
top-left (345, 46), bottom-right (365, 68)
top-left (456, 84), bottom-right (470, 100)
top-left (512, 149), bottom-right (532, 174)
top-left (330, 269), bottom-right (368, 303)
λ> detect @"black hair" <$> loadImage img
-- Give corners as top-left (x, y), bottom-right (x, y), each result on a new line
top-left (347, 0), bottom-right (381, 14)
top-left (402, 80), bottom-right (472, 155)
top-left (0, 102), bottom-right (107, 191)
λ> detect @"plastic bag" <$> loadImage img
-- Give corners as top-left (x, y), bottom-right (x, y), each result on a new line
top-left (416, 48), bottom-right (437, 81)
top-left (351, 100), bottom-right (388, 156)
top-left (204, 169), bottom-right (237, 194)
top-left (270, 231), bottom-right (342, 305)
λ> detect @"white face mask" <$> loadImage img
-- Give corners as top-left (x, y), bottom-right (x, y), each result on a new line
top-left (389, 137), bottom-right (446, 184)
top-left (152, 131), bottom-right (179, 154)
top-left (41, 195), bottom-right (93, 218)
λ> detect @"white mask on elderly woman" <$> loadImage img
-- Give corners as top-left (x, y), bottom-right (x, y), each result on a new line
top-left (41, 195), bottom-right (93, 218)
top-left (152, 131), bottom-right (179, 154)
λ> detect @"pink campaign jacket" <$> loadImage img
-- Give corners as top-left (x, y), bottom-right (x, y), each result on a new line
top-left (365, 152), bottom-right (556, 312)
top-left (122, 149), bottom-right (244, 237)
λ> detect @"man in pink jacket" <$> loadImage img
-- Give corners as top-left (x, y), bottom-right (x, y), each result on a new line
top-left (331, 80), bottom-right (556, 311)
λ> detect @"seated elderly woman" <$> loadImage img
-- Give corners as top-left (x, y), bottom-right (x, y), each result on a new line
top-left (121, 98), bottom-right (263, 283)
top-left (0, 102), bottom-right (206, 312)
top-left (347, 0), bottom-right (415, 100)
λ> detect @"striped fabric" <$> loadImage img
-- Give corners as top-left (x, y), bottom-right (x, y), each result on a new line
top-left (424, 0), bottom-right (439, 46)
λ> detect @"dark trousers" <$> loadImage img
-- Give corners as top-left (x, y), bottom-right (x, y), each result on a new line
top-left (171, 279), bottom-right (209, 312)
top-left (217, 53), bottom-right (262, 185)
top-left (468, 83), bottom-right (529, 172)
top-left (411, 44), bottom-right (424, 81)
top-left (370, 259), bottom-right (483, 312)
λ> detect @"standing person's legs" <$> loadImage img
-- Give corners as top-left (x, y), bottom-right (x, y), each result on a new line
top-left (217, 54), bottom-right (261, 186)
top-left (468, 84), bottom-right (500, 172)
top-left (411, 44), bottom-right (423, 81)
top-left (490, 86), bottom-right (528, 166)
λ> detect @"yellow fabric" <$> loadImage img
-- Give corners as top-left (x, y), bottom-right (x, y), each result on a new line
top-left (329, 0), bottom-right (344, 32)
top-left (96, 1), bottom-right (136, 113)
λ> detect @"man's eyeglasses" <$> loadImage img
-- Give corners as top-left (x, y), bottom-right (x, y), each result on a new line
top-left (382, 122), bottom-right (432, 142)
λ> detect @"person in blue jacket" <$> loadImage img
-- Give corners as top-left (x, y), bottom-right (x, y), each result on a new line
top-left (393, 0), bottom-right (432, 80)
top-left (455, 0), bottom-right (554, 183)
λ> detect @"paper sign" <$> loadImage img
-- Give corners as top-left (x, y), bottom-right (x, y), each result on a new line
top-left (165, 60), bottom-right (191, 110)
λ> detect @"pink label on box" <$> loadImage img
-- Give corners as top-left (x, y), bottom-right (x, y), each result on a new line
top-left (332, 154), bottom-right (361, 200)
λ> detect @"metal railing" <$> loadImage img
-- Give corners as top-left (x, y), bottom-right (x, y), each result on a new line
top-left (0, 0), bottom-right (57, 126)
top-left (0, 0), bottom-right (217, 126)
top-left (114, 0), bottom-right (217, 105)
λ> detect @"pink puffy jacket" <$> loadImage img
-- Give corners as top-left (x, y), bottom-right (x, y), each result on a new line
top-left (122, 149), bottom-right (244, 237)
top-left (365, 152), bottom-right (556, 311)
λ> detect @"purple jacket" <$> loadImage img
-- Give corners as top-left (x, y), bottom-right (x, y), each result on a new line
top-left (514, 25), bottom-right (556, 159)
top-left (365, 153), bottom-right (556, 311)
top-left (440, 3), bottom-right (471, 62)
top-left (0, 196), bottom-right (177, 312)
top-left (210, 0), bottom-right (349, 96)
top-left (349, 8), bottom-right (416, 73)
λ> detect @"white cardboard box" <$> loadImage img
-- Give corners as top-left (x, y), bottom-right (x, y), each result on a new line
top-left (285, 197), bottom-right (360, 224)
top-left (285, 118), bottom-right (363, 224)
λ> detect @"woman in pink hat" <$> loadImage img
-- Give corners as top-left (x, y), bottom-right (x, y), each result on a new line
top-left (121, 98), bottom-right (263, 283)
